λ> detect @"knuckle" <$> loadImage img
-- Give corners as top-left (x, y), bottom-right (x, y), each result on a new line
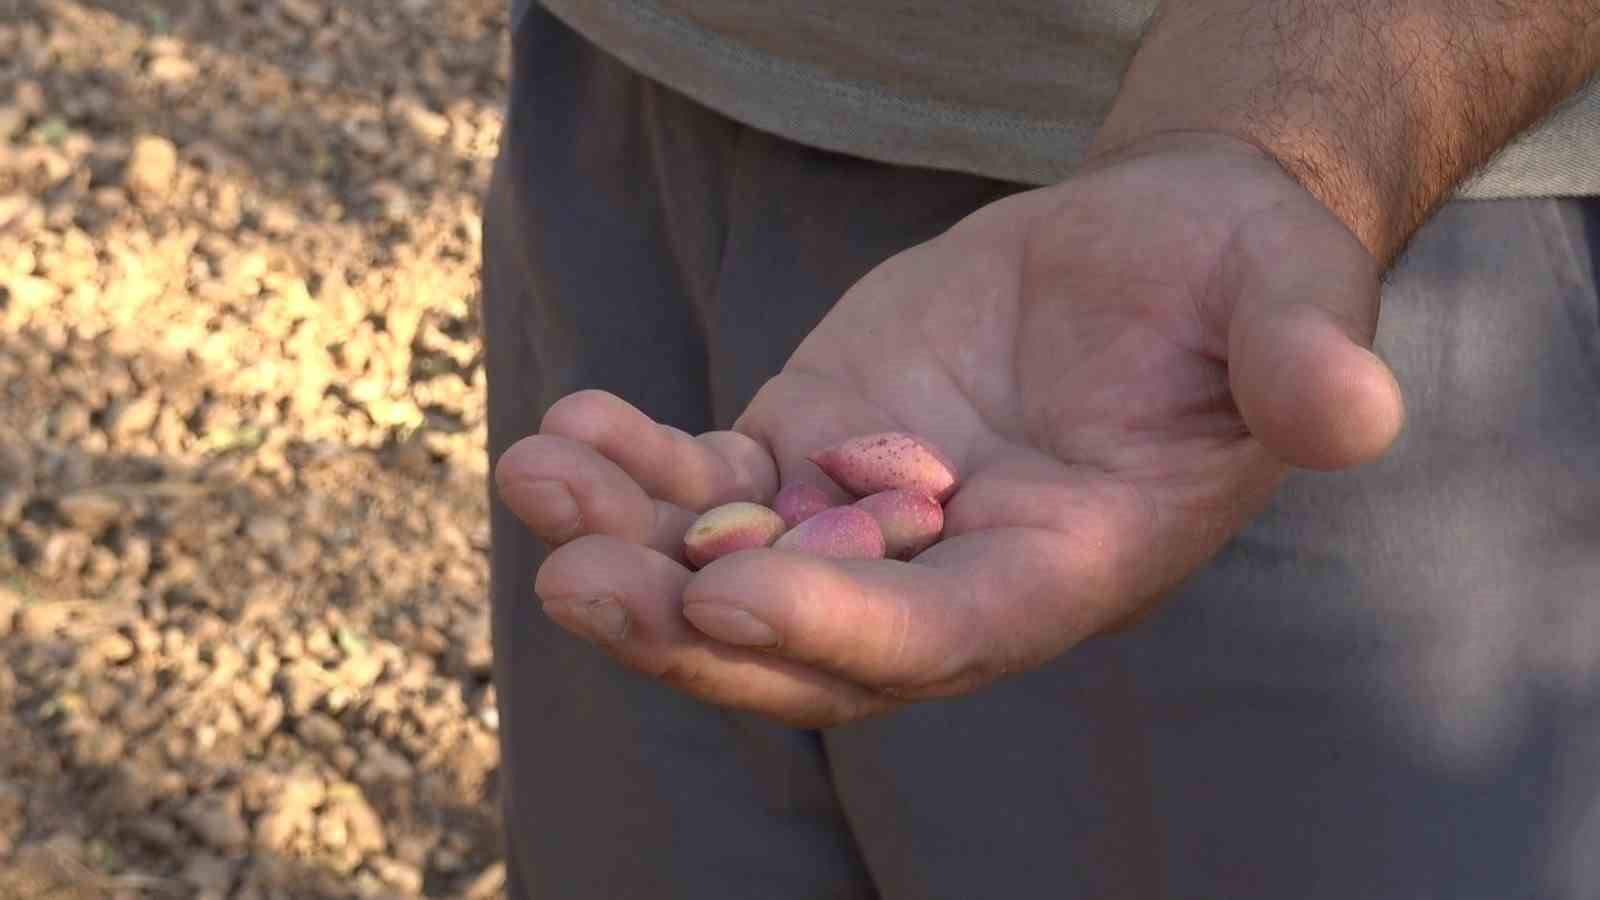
top-left (540, 389), bottom-right (621, 444)
top-left (884, 656), bottom-right (1001, 701)
top-left (649, 656), bottom-right (709, 690)
top-left (491, 435), bottom-right (544, 487)
top-left (696, 432), bottom-right (772, 502)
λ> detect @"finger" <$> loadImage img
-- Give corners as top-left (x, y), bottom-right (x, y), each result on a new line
top-left (682, 448), bottom-right (1279, 696)
top-left (679, 465), bottom-right (1133, 696)
top-left (681, 532), bottom-right (1095, 700)
top-left (541, 390), bottom-right (779, 510)
top-left (534, 535), bottom-right (897, 727)
top-left (495, 434), bottom-right (696, 557)
top-left (1222, 205), bottom-right (1406, 470)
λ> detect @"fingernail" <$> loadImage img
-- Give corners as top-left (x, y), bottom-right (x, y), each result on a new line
top-left (514, 480), bottom-right (582, 543)
top-left (682, 603), bottom-right (780, 648)
top-left (543, 595), bottom-right (629, 643)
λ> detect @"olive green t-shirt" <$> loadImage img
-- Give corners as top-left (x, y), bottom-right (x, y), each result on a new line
top-left (525, 1), bottom-right (1600, 198)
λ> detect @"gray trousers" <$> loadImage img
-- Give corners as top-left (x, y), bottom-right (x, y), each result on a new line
top-left (481, 7), bottom-right (1600, 898)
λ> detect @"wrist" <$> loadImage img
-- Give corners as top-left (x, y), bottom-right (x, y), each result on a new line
top-left (1091, 1), bottom-right (1600, 265)
top-left (1086, 68), bottom-right (1403, 263)
top-left (1078, 128), bottom-right (1382, 267)
top-left (1084, 121), bottom-right (1386, 258)
top-left (1088, 105), bottom-right (1406, 266)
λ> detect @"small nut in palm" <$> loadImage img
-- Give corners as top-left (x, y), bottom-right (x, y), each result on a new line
top-left (855, 489), bottom-right (943, 560)
top-left (772, 506), bottom-right (885, 560)
top-left (683, 502), bottom-right (786, 569)
top-left (807, 432), bottom-right (959, 502)
top-left (773, 483), bottom-right (833, 529)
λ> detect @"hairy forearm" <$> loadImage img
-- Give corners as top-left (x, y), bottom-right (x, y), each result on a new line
top-left (1089, 0), bottom-right (1600, 261)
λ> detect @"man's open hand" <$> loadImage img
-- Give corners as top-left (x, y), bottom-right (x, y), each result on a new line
top-left (493, 134), bottom-right (1404, 727)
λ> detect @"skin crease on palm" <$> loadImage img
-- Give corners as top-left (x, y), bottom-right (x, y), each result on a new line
top-left (494, 133), bottom-right (1407, 728)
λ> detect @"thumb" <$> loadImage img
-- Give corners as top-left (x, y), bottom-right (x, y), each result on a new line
top-left (1223, 204), bottom-right (1406, 471)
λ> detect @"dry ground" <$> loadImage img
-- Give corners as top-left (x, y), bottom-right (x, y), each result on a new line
top-left (1, 0), bottom-right (515, 896)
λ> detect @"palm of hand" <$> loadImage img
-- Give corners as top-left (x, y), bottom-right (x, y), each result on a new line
top-left (498, 137), bottom-right (1402, 726)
